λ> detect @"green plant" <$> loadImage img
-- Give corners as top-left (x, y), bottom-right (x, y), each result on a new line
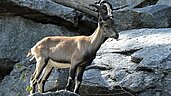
top-left (17, 93), bottom-right (20, 96)
top-left (26, 85), bottom-right (33, 92)
top-left (20, 71), bottom-right (26, 81)
top-left (16, 63), bottom-right (23, 69)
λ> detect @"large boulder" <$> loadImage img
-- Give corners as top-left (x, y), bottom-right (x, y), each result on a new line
top-left (0, 15), bottom-right (77, 61)
top-left (1, 28), bottom-right (171, 96)
top-left (157, 0), bottom-right (171, 6)
top-left (2, 0), bottom-right (166, 35)
top-left (30, 90), bottom-right (79, 96)
top-left (10, 0), bottom-right (76, 23)
top-left (0, 0), bottom-right (97, 35)
top-left (1, 0), bottom-right (171, 96)
top-left (0, 59), bottom-right (69, 96)
top-left (133, 5), bottom-right (171, 28)
top-left (0, 58), bottom-right (17, 82)
top-left (113, 4), bottom-right (171, 32)
top-left (0, 15), bottom-right (78, 89)
top-left (2, 0), bottom-right (171, 35)
top-left (96, 28), bottom-right (171, 95)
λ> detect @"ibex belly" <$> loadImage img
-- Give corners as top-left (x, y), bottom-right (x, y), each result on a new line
top-left (48, 59), bottom-right (71, 68)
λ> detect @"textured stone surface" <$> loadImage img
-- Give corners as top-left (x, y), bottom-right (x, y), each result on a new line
top-left (157, 0), bottom-right (171, 6)
top-left (84, 28), bottom-right (171, 95)
top-left (0, 58), bottom-right (17, 82)
top-left (10, 0), bottom-right (76, 23)
top-left (31, 90), bottom-right (79, 96)
top-left (113, 4), bottom-right (171, 32)
top-left (131, 45), bottom-right (171, 70)
top-left (1, 28), bottom-right (171, 96)
top-left (0, 0), bottom-right (97, 35)
top-left (0, 15), bottom-right (77, 94)
top-left (99, 28), bottom-right (171, 53)
top-left (1, 0), bottom-right (171, 96)
top-left (0, 16), bottom-right (77, 61)
top-left (133, 5), bottom-right (171, 28)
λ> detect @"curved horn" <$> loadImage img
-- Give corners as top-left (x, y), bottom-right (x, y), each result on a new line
top-left (90, 1), bottom-right (113, 20)
top-left (99, 1), bottom-right (114, 20)
top-left (89, 4), bottom-right (100, 9)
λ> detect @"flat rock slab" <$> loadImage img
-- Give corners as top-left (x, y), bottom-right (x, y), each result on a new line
top-left (157, 0), bottom-right (171, 6)
top-left (30, 90), bottom-right (79, 96)
top-left (131, 45), bottom-right (171, 70)
top-left (0, 16), bottom-right (76, 61)
top-left (99, 28), bottom-right (171, 53)
top-left (1, 28), bottom-right (171, 96)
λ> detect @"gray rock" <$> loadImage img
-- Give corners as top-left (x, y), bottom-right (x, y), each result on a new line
top-left (133, 5), bottom-right (171, 28)
top-left (119, 71), bottom-right (160, 92)
top-left (0, 58), bottom-right (17, 82)
top-left (45, 69), bottom-right (69, 92)
top-left (95, 28), bottom-right (171, 95)
top-left (80, 53), bottom-right (137, 95)
top-left (157, 0), bottom-right (171, 6)
top-left (0, 59), bottom-right (69, 96)
top-left (10, 0), bottom-right (76, 23)
top-left (0, 15), bottom-right (77, 61)
top-left (0, 15), bottom-right (77, 96)
top-left (30, 90), bottom-right (79, 96)
top-left (106, 0), bottom-right (145, 9)
top-left (1, 28), bottom-right (171, 96)
top-left (1, 0), bottom-right (96, 34)
top-left (162, 73), bottom-right (171, 95)
top-left (113, 5), bottom-right (171, 32)
top-left (100, 28), bottom-right (171, 53)
top-left (131, 45), bottom-right (171, 71)
top-left (3, 0), bottom-right (171, 34)
top-left (0, 61), bottom-right (34, 96)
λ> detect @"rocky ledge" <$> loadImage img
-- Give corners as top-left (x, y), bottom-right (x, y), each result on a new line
top-left (0, 0), bottom-right (171, 96)
top-left (0, 28), bottom-right (171, 96)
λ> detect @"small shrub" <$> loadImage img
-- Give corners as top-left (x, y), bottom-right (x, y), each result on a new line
top-left (26, 85), bottom-right (33, 92)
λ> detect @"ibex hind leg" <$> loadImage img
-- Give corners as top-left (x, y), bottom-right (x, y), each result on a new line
top-left (38, 64), bottom-right (53, 93)
top-left (30, 79), bottom-right (36, 95)
top-left (30, 57), bottom-right (48, 94)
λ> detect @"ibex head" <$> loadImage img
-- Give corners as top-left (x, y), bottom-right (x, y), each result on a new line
top-left (90, 2), bottom-right (119, 39)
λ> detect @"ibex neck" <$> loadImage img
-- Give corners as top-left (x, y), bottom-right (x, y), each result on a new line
top-left (90, 26), bottom-right (107, 52)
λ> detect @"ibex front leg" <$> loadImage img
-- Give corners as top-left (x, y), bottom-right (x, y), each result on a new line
top-left (74, 66), bottom-right (86, 94)
top-left (65, 63), bottom-right (78, 91)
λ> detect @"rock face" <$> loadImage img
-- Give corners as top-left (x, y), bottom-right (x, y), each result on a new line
top-left (10, 0), bottom-right (76, 23)
top-left (0, 16), bottom-right (77, 61)
top-left (30, 90), bottom-right (79, 96)
top-left (94, 28), bottom-right (171, 96)
top-left (0, 15), bottom-right (78, 84)
top-left (1, 28), bottom-right (171, 96)
top-left (157, 0), bottom-right (171, 6)
top-left (0, 58), bottom-right (17, 82)
top-left (1, 0), bottom-right (97, 35)
top-left (1, 0), bottom-right (171, 96)
top-left (113, 4), bottom-right (171, 32)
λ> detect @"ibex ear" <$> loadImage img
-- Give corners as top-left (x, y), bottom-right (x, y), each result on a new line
top-left (90, 4), bottom-right (107, 18)
top-left (98, 16), bottom-right (105, 26)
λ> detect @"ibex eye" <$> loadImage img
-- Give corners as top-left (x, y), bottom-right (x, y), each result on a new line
top-left (104, 25), bottom-right (109, 28)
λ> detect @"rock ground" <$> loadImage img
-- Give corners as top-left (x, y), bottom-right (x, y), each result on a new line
top-left (0, 0), bottom-right (171, 96)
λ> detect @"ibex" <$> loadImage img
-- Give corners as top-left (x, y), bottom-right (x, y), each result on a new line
top-left (28, 1), bottom-right (119, 95)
